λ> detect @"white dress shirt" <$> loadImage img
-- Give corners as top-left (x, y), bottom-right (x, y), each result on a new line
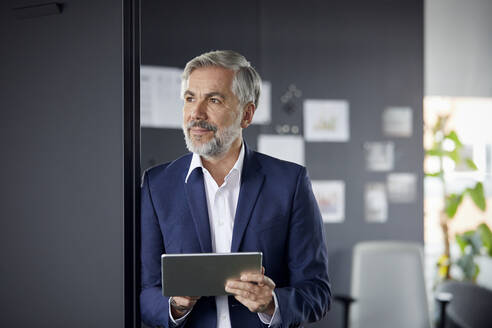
top-left (169, 142), bottom-right (281, 327)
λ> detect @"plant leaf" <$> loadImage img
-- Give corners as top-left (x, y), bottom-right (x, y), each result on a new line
top-left (456, 253), bottom-right (477, 281)
top-left (426, 148), bottom-right (443, 156)
top-left (445, 193), bottom-right (463, 218)
top-left (445, 130), bottom-right (463, 148)
top-left (467, 182), bottom-right (486, 211)
top-left (474, 263), bottom-right (480, 281)
top-left (465, 158), bottom-right (478, 170)
top-left (470, 231), bottom-right (483, 255)
top-left (425, 171), bottom-right (444, 178)
top-left (477, 223), bottom-right (492, 256)
top-left (456, 231), bottom-right (481, 255)
top-left (445, 150), bottom-right (460, 163)
top-left (455, 234), bottom-right (468, 253)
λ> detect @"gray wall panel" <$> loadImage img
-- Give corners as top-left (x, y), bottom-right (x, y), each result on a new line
top-left (0, 1), bottom-right (126, 326)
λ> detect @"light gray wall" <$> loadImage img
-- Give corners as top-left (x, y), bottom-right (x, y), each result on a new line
top-left (0, 1), bottom-right (128, 326)
top-left (425, 0), bottom-right (492, 97)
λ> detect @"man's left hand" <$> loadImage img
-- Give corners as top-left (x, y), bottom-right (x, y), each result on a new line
top-left (225, 268), bottom-right (276, 316)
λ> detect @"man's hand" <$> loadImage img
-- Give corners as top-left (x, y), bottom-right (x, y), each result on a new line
top-left (225, 268), bottom-right (276, 316)
top-left (169, 296), bottom-right (201, 319)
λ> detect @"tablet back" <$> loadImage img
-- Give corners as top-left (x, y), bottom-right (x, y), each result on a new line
top-left (161, 252), bottom-right (262, 297)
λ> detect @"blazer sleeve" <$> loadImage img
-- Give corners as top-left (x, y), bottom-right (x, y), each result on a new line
top-left (274, 166), bottom-right (332, 327)
top-left (140, 171), bottom-right (171, 327)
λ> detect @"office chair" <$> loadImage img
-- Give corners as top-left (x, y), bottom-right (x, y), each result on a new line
top-left (334, 241), bottom-right (451, 328)
top-left (436, 280), bottom-right (492, 328)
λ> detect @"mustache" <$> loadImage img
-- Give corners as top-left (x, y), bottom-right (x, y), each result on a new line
top-left (186, 120), bottom-right (218, 132)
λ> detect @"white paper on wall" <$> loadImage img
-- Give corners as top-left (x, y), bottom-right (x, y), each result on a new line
top-left (257, 134), bottom-right (305, 166)
top-left (387, 173), bottom-right (417, 203)
top-left (365, 183), bottom-right (388, 222)
top-left (311, 180), bottom-right (345, 223)
top-left (252, 81), bottom-right (272, 125)
top-left (364, 141), bottom-right (395, 171)
top-left (140, 65), bottom-right (183, 128)
top-left (383, 107), bottom-right (413, 137)
top-left (303, 99), bottom-right (350, 142)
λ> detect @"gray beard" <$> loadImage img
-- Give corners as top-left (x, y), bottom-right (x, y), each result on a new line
top-left (183, 117), bottom-right (242, 159)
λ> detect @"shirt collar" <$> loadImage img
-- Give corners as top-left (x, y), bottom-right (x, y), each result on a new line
top-left (185, 141), bottom-right (245, 183)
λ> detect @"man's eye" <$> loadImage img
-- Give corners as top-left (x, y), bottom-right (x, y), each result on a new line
top-left (185, 97), bottom-right (195, 102)
top-left (210, 98), bottom-right (221, 104)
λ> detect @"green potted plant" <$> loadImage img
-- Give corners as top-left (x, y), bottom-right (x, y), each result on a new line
top-left (455, 223), bottom-right (492, 282)
top-left (424, 114), bottom-right (487, 280)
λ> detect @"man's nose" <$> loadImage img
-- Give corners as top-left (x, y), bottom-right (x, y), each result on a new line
top-left (190, 100), bottom-right (207, 120)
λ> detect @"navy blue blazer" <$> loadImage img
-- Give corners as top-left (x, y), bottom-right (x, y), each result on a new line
top-left (140, 143), bottom-right (331, 328)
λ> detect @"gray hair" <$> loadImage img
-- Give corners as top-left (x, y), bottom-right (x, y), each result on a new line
top-left (181, 50), bottom-right (262, 108)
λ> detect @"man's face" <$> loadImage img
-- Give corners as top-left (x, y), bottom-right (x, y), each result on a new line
top-left (182, 66), bottom-right (243, 158)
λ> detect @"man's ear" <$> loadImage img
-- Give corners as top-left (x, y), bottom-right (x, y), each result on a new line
top-left (241, 102), bottom-right (256, 128)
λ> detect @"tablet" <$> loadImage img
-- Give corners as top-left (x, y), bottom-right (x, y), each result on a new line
top-left (161, 252), bottom-right (262, 297)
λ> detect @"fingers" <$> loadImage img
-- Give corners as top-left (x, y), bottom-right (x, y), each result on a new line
top-left (225, 275), bottom-right (276, 314)
top-left (239, 272), bottom-right (276, 289)
top-left (170, 296), bottom-right (200, 319)
top-left (226, 283), bottom-right (261, 301)
top-left (232, 292), bottom-right (273, 314)
top-left (241, 272), bottom-right (263, 283)
top-left (234, 295), bottom-right (260, 312)
top-left (186, 296), bottom-right (201, 301)
top-left (171, 296), bottom-right (201, 308)
top-left (225, 279), bottom-right (274, 300)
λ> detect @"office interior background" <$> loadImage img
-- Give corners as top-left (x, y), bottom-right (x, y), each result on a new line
top-left (1, 0), bottom-right (492, 327)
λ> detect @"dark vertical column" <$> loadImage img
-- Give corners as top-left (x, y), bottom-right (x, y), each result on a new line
top-left (124, 0), bottom-right (141, 326)
top-left (0, 0), bottom-right (139, 326)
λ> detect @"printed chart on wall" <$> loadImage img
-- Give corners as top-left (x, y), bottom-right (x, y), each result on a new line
top-left (303, 99), bottom-right (350, 142)
top-left (310, 180), bottom-right (345, 223)
top-left (387, 173), bottom-right (417, 203)
top-left (364, 141), bottom-right (395, 171)
top-left (382, 107), bottom-right (413, 137)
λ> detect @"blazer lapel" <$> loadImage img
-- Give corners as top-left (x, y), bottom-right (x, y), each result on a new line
top-left (231, 144), bottom-right (265, 252)
top-left (184, 168), bottom-right (213, 253)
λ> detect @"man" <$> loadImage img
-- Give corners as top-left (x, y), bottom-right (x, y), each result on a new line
top-left (140, 50), bottom-right (331, 328)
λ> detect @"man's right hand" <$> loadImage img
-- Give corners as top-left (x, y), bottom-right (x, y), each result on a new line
top-left (170, 296), bottom-right (201, 319)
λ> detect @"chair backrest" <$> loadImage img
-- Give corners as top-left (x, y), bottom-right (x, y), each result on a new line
top-left (437, 281), bottom-right (492, 328)
top-left (350, 241), bottom-right (431, 328)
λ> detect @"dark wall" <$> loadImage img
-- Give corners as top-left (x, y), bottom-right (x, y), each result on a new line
top-left (0, 1), bottom-right (131, 326)
top-left (141, 0), bottom-right (423, 327)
